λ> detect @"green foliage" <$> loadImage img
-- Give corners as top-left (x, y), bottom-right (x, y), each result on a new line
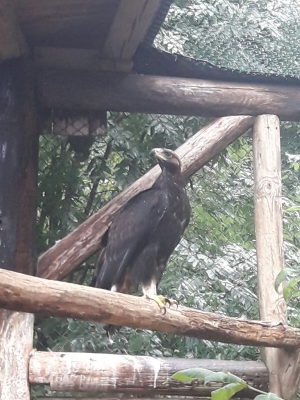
top-left (275, 269), bottom-right (300, 302)
top-left (35, 113), bottom-right (300, 370)
top-left (156, 0), bottom-right (300, 76)
top-left (172, 368), bottom-right (245, 384)
top-left (34, 2), bottom-right (300, 397)
top-left (35, 113), bottom-right (262, 362)
top-left (171, 368), bottom-right (283, 400)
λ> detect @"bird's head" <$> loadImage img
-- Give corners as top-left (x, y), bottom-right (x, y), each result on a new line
top-left (150, 148), bottom-right (182, 174)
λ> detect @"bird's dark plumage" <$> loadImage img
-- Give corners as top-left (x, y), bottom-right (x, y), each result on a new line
top-left (95, 148), bottom-right (191, 337)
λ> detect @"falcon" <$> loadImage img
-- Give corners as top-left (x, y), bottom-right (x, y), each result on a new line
top-left (95, 148), bottom-right (191, 337)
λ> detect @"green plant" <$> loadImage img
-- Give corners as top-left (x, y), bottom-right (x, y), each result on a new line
top-left (171, 368), bottom-right (283, 400)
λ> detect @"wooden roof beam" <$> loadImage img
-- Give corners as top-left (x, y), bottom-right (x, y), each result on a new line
top-left (38, 69), bottom-right (300, 121)
top-left (0, 0), bottom-right (27, 60)
top-left (103, 0), bottom-right (161, 61)
top-left (34, 46), bottom-right (132, 72)
top-left (16, 0), bottom-right (113, 21)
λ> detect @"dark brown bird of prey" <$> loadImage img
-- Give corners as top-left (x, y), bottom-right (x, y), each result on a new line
top-left (94, 148), bottom-right (191, 337)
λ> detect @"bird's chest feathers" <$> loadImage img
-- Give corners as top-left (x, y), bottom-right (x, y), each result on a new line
top-left (156, 185), bottom-right (189, 237)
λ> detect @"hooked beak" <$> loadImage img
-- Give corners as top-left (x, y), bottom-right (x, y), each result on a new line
top-left (150, 148), bottom-right (164, 161)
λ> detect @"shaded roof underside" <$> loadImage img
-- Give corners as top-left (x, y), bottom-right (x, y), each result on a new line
top-left (3, 0), bottom-right (300, 86)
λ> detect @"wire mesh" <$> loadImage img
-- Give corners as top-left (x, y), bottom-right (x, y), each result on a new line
top-left (33, 110), bottom-right (300, 398)
top-left (33, 112), bottom-right (258, 398)
top-left (32, 0), bottom-right (300, 395)
top-left (156, 0), bottom-right (300, 78)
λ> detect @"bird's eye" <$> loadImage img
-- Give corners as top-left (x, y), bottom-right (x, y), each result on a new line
top-left (164, 151), bottom-right (172, 158)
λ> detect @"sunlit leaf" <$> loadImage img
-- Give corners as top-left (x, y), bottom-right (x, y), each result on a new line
top-left (275, 270), bottom-right (287, 293)
top-left (172, 369), bottom-right (245, 385)
top-left (171, 368), bottom-right (212, 383)
top-left (283, 277), bottom-right (300, 301)
top-left (286, 206), bottom-right (300, 212)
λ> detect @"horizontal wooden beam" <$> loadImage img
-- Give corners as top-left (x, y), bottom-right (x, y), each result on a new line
top-left (35, 398), bottom-right (212, 400)
top-left (38, 69), bottom-right (300, 121)
top-left (16, 0), bottom-right (112, 21)
top-left (34, 46), bottom-right (133, 72)
top-left (1, 268), bottom-right (300, 349)
top-left (37, 396), bottom-right (213, 400)
top-left (29, 352), bottom-right (268, 394)
top-left (37, 116), bottom-right (255, 281)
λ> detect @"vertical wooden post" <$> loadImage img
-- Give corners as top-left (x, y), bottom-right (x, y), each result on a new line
top-left (0, 59), bottom-right (38, 399)
top-left (253, 115), bottom-right (300, 399)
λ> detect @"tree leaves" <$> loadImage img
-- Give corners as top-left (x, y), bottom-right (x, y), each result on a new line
top-left (156, 0), bottom-right (300, 77)
top-left (171, 368), bottom-right (284, 400)
top-left (171, 368), bottom-right (245, 385)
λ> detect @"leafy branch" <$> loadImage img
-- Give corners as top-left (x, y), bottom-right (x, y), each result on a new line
top-left (171, 368), bottom-right (283, 400)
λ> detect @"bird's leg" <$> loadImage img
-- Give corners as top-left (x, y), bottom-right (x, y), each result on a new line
top-left (142, 283), bottom-right (177, 314)
top-left (145, 294), bottom-right (167, 314)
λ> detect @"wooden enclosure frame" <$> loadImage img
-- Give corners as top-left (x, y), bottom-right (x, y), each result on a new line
top-left (1, 62), bottom-right (300, 400)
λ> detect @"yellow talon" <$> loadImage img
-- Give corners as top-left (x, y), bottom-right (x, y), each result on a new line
top-left (145, 294), bottom-right (176, 314)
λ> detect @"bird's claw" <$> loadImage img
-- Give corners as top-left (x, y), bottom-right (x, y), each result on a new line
top-left (145, 294), bottom-right (177, 314)
top-left (164, 297), bottom-right (178, 309)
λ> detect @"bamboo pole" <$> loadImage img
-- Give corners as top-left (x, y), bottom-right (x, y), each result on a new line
top-left (37, 115), bottom-right (255, 281)
top-left (1, 268), bottom-right (300, 349)
top-left (29, 352), bottom-right (268, 395)
top-left (253, 115), bottom-right (300, 399)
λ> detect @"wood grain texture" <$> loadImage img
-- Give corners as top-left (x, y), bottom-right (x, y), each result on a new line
top-left (36, 398), bottom-right (213, 400)
top-left (39, 70), bottom-right (300, 121)
top-left (35, 398), bottom-right (212, 400)
top-left (0, 0), bottom-right (27, 60)
top-left (29, 352), bottom-right (268, 394)
top-left (16, 0), bottom-right (114, 20)
top-left (0, 58), bottom-right (37, 400)
top-left (253, 116), bottom-right (285, 323)
top-left (103, 0), bottom-right (160, 60)
top-left (34, 46), bottom-right (133, 72)
top-left (0, 310), bottom-right (34, 400)
top-left (37, 116), bottom-right (255, 281)
top-left (253, 115), bottom-right (300, 400)
top-left (0, 59), bottom-right (39, 274)
top-left (17, 0), bottom-right (119, 50)
top-left (1, 268), bottom-right (300, 349)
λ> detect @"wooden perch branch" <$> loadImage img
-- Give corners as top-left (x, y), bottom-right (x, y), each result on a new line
top-left (39, 69), bottom-right (300, 121)
top-left (29, 352), bottom-right (268, 394)
top-left (37, 115), bottom-right (255, 280)
top-left (1, 268), bottom-right (300, 349)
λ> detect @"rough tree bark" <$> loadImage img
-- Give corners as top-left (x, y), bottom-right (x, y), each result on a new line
top-left (39, 69), bottom-right (300, 121)
top-left (0, 59), bottom-right (38, 400)
top-left (0, 0), bottom-right (27, 60)
top-left (29, 352), bottom-right (268, 395)
top-left (37, 115), bottom-right (255, 280)
top-left (1, 268), bottom-right (300, 349)
top-left (253, 115), bottom-right (300, 400)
